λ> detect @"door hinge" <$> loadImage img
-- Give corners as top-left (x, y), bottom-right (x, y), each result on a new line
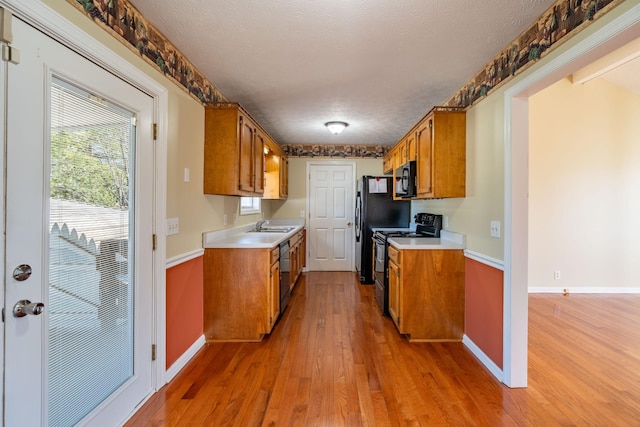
top-left (153, 123), bottom-right (158, 140)
top-left (152, 234), bottom-right (157, 250)
top-left (2, 307), bottom-right (5, 323)
top-left (2, 44), bottom-right (20, 64)
top-left (1, 8), bottom-right (14, 43)
top-left (151, 344), bottom-right (156, 361)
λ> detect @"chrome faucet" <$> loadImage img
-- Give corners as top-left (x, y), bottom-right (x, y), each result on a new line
top-left (255, 219), bottom-right (269, 231)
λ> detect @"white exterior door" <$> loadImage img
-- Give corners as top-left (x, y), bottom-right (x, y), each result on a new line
top-left (307, 163), bottom-right (355, 271)
top-left (3, 18), bottom-right (154, 426)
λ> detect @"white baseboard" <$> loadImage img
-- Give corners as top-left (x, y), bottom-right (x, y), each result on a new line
top-left (165, 335), bottom-right (206, 383)
top-left (462, 335), bottom-right (504, 383)
top-left (529, 287), bottom-right (640, 294)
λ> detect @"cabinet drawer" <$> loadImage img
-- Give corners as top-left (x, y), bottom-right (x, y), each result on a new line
top-left (290, 230), bottom-right (303, 246)
top-left (388, 245), bottom-right (400, 264)
top-left (270, 247), bottom-right (280, 264)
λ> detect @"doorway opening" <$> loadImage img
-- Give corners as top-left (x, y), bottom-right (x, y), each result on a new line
top-left (504, 5), bottom-right (640, 387)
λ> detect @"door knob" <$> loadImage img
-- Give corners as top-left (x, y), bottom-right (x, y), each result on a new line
top-left (347, 222), bottom-right (353, 227)
top-left (13, 300), bottom-right (45, 318)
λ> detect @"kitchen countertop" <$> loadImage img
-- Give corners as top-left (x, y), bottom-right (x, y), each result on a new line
top-left (202, 219), bottom-right (305, 249)
top-left (388, 230), bottom-right (465, 250)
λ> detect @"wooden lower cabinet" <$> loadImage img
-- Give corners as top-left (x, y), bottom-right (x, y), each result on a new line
top-left (388, 246), bottom-right (465, 341)
top-left (204, 246), bottom-right (280, 341)
top-left (289, 229), bottom-right (305, 292)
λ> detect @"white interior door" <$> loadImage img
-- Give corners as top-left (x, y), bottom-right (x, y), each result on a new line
top-left (4, 18), bottom-right (154, 426)
top-left (307, 163), bottom-right (355, 271)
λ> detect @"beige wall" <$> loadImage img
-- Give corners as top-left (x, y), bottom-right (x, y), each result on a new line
top-left (270, 157), bottom-right (384, 220)
top-left (528, 77), bottom-right (640, 288)
top-left (409, 94), bottom-right (506, 259)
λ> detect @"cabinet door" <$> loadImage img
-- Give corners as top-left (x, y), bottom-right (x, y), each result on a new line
top-left (269, 260), bottom-right (280, 329)
top-left (388, 260), bottom-right (400, 328)
top-left (405, 132), bottom-right (417, 162)
top-left (289, 244), bottom-right (297, 290)
top-left (300, 230), bottom-right (306, 270)
top-left (280, 155), bottom-right (288, 197)
top-left (416, 117), bottom-right (433, 197)
top-left (239, 116), bottom-right (255, 192)
top-left (254, 130), bottom-right (265, 194)
top-left (382, 152), bottom-right (393, 174)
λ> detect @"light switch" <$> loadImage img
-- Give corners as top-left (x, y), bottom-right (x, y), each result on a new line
top-left (166, 218), bottom-right (179, 235)
top-left (490, 220), bottom-right (501, 238)
top-left (184, 168), bottom-right (190, 183)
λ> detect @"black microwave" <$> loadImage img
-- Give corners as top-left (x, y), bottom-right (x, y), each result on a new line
top-left (395, 160), bottom-right (417, 198)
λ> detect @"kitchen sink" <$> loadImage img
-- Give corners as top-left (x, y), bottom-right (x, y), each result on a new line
top-left (247, 226), bottom-right (296, 233)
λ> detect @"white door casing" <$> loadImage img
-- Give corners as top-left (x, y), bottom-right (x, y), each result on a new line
top-left (306, 162), bottom-right (355, 271)
top-left (4, 17), bottom-right (154, 426)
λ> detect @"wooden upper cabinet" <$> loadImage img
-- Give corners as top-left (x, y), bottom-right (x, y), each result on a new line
top-left (415, 107), bottom-right (465, 199)
top-left (397, 140), bottom-right (407, 165)
top-left (405, 132), bottom-right (417, 162)
top-left (204, 103), bottom-right (271, 196)
top-left (238, 115), bottom-right (257, 193)
top-left (415, 118), bottom-right (433, 196)
top-left (382, 150), bottom-right (393, 174)
top-left (263, 139), bottom-right (288, 200)
top-left (279, 155), bottom-right (288, 198)
top-left (254, 129), bottom-right (265, 194)
top-left (387, 106), bottom-right (465, 199)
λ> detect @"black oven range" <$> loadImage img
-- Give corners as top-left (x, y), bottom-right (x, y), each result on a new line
top-left (372, 213), bottom-right (443, 315)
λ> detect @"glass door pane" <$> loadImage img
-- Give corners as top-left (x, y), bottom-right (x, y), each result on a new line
top-left (48, 78), bottom-right (136, 427)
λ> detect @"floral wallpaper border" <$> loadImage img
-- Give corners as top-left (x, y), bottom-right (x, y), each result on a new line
top-left (445, 0), bottom-right (623, 108)
top-left (67, 0), bottom-right (624, 158)
top-left (281, 144), bottom-right (389, 158)
top-left (67, 0), bottom-right (226, 104)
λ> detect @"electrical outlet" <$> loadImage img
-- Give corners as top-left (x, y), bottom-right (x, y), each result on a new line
top-left (166, 218), bottom-right (179, 235)
top-left (184, 168), bottom-right (190, 183)
top-left (554, 271), bottom-right (561, 280)
top-left (490, 221), bottom-right (501, 238)
top-left (223, 214), bottom-right (227, 226)
top-left (443, 216), bottom-right (449, 229)
top-left (300, 210), bottom-right (305, 218)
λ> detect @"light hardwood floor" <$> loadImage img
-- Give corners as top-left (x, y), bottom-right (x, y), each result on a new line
top-left (126, 272), bottom-right (640, 426)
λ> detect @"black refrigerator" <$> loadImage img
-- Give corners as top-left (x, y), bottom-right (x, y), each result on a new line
top-left (355, 176), bottom-right (410, 283)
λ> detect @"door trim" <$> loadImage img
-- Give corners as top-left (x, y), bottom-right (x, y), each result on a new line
top-left (502, 4), bottom-right (640, 388)
top-left (305, 160), bottom-right (357, 271)
top-left (0, 0), bottom-right (169, 406)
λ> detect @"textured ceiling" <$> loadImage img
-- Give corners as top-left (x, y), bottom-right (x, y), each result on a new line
top-left (129, 0), bottom-right (557, 146)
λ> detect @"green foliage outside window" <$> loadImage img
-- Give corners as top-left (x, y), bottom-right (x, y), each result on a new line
top-left (50, 127), bottom-right (130, 209)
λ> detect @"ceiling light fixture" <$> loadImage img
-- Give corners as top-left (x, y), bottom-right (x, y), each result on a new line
top-left (325, 121), bottom-right (349, 135)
